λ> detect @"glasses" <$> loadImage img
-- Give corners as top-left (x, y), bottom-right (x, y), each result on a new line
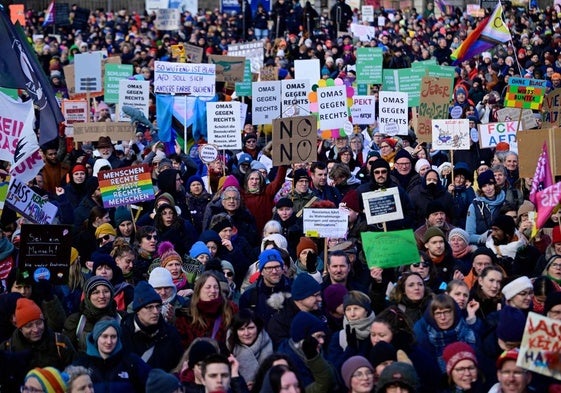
top-left (223, 197), bottom-right (240, 202)
top-left (144, 234), bottom-right (159, 241)
top-left (98, 234), bottom-right (112, 243)
top-left (144, 304), bottom-right (162, 312)
top-left (498, 370), bottom-right (525, 377)
top-left (373, 170), bottom-right (388, 175)
top-left (352, 370), bottom-right (374, 379)
top-left (262, 265), bottom-right (282, 272)
top-left (412, 262), bottom-right (430, 268)
top-left (550, 263), bottom-right (561, 269)
top-left (453, 366), bottom-right (477, 374)
top-left (21, 387), bottom-right (44, 393)
top-left (433, 309), bottom-right (452, 318)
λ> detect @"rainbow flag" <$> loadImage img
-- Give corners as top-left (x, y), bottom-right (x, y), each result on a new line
top-left (42, 1), bottom-right (54, 27)
top-left (435, 0), bottom-right (454, 16)
top-left (451, 3), bottom-right (511, 64)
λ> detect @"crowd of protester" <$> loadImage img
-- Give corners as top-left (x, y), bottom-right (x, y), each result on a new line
top-left (2, 1), bottom-right (561, 392)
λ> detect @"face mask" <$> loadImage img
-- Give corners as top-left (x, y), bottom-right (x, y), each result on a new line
top-left (426, 182), bottom-right (438, 192)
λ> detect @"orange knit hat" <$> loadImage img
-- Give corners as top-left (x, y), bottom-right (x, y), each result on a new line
top-left (15, 298), bottom-right (43, 328)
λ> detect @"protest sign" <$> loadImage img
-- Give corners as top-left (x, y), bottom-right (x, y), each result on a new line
top-left (432, 119), bottom-right (470, 150)
top-left (104, 64), bottom-right (132, 103)
top-left (350, 23), bottom-right (376, 41)
top-left (260, 66), bottom-right (278, 81)
top-left (294, 59), bottom-right (320, 86)
top-left (61, 99), bottom-right (88, 136)
top-left (356, 47), bottom-right (383, 84)
top-left (252, 81), bottom-right (281, 125)
top-left (98, 164), bottom-right (155, 208)
top-left (361, 188), bottom-right (403, 225)
top-left (382, 68), bottom-right (425, 106)
top-left (74, 52), bottom-right (103, 93)
top-left (235, 60), bottom-right (253, 97)
top-left (350, 95), bottom-right (376, 125)
top-left (155, 8), bottom-right (181, 30)
top-left (206, 101), bottom-right (242, 149)
top-left (517, 128), bottom-right (561, 177)
top-left (9, 4), bottom-right (25, 25)
top-left (18, 224), bottom-right (72, 285)
top-left (467, 4), bottom-right (485, 16)
top-left (478, 121), bottom-right (519, 152)
top-left (8, 113), bottom-right (41, 186)
top-left (209, 55), bottom-right (245, 83)
top-left (317, 85), bottom-right (348, 130)
top-left (183, 43), bottom-right (203, 63)
top-left (0, 91), bottom-right (34, 162)
top-left (6, 179), bottom-right (58, 224)
top-left (362, 5), bottom-right (374, 21)
top-left (154, 61), bottom-right (216, 96)
top-left (416, 76), bottom-right (453, 143)
top-left (425, 65), bottom-right (455, 93)
top-left (303, 208), bottom-right (348, 238)
top-left (227, 42), bottom-right (263, 73)
top-left (281, 79), bottom-right (310, 116)
top-left (199, 144), bottom-right (219, 164)
top-left (542, 88), bottom-right (561, 127)
top-left (73, 122), bottom-right (134, 142)
top-left (378, 91), bottom-right (408, 135)
top-left (118, 80), bottom-right (150, 121)
top-left (272, 115), bottom-right (317, 166)
top-left (504, 77), bottom-right (547, 110)
top-left (361, 229), bottom-right (420, 269)
top-left (496, 107), bottom-right (537, 130)
top-left (518, 312), bottom-right (561, 379)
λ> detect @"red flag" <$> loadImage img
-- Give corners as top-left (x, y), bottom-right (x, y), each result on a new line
top-left (535, 182), bottom-right (561, 230)
top-left (529, 142), bottom-right (554, 205)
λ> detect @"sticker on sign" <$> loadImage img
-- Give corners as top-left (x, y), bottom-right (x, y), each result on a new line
top-left (199, 144), bottom-right (219, 163)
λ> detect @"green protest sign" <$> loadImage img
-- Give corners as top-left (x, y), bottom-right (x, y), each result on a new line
top-left (356, 47), bottom-right (383, 84)
top-left (104, 64), bottom-right (133, 103)
top-left (382, 68), bottom-right (424, 107)
top-left (235, 60), bottom-right (252, 97)
top-left (357, 84), bottom-right (368, 95)
top-left (361, 229), bottom-right (420, 269)
top-left (411, 59), bottom-right (437, 67)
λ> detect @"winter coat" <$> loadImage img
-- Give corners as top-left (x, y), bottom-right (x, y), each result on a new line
top-left (239, 276), bottom-right (292, 323)
top-left (226, 329), bottom-right (274, 384)
top-left (465, 191), bottom-right (506, 245)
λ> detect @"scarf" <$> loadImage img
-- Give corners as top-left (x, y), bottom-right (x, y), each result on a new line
top-left (137, 248), bottom-right (153, 260)
top-left (173, 273), bottom-right (188, 290)
top-left (425, 318), bottom-right (476, 373)
top-left (197, 297), bottom-right (224, 316)
top-left (134, 313), bottom-right (160, 335)
top-left (452, 246), bottom-right (470, 260)
top-left (532, 296), bottom-right (544, 314)
top-left (81, 299), bottom-right (118, 323)
top-left (0, 237), bottom-right (15, 260)
top-left (339, 312), bottom-right (376, 349)
top-left (431, 254), bottom-right (445, 264)
top-left (548, 276), bottom-right (561, 289)
top-left (381, 151), bottom-right (397, 168)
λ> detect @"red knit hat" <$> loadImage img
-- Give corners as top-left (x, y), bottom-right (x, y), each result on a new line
top-left (296, 237), bottom-right (318, 256)
top-left (15, 298), bottom-right (43, 329)
top-left (495, 142), bottom-right (510, 152)
top-left (340, 189), bottom-right (360, 213)
top-left (442, 342), bottom-right (478, 375)
top-left (553, 226), bottom-right (561, 244)
top-left (72, 164), bottom-right (87, 174)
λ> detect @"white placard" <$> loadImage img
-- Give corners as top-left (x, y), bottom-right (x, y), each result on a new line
top-left (6, 179), bottom-right (58, 224)
top-left (350, 23), bottom-right (377, 42)
top-left (281, 79), bottom-right (311, 116)
top-left (228, 42), bottom-right (264, 73)
top-left (155, 8), bottom-right (181, 30)
top-left (0, 92), bottom-right (34, 162)
top-left (199, 144), bottom-right (219, 163)
top-left (118, 80), bottom-right (150, 121)
top-left (240, 102), bottom-right (248, 130)
top-left (252, 81), bottom-right (281, 125)
top-left (362, 5), bottom-right (374, 22)
top-left (378, 91), bottom-right (408, 135)
top-left (432, 119), bottom-right (471, 150)
top-left (74, 52), bottom-right (103, 93)
top-left (154, 61), bottom-right (216, 96)
top-left (146, 0), bottom-right (168, 12)
top-left (206, 101), bottom-right (242, 149)
top-left (496, 107), bottom-right (538, 130)
top-left (303, 208), bottom-right (348, 238)
top-left (317, 85), bottom-right (348, 130)
top-left (361, 188), bottom-right (404, 225)
top-left (350, 95), bottom-right (376, 125)
top-left (294, 59), bottom-right (320, 86)
top-left (478, 121), bottom-right (519, 152)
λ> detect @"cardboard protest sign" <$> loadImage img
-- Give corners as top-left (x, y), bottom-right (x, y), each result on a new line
top-left (518, 312), bottom-right (561, 379)
top-left (281, 79), bottom-right (310, 116)
top-left (209, 55), bottom-right (245, 83)
top-left (416, 77), bottom-right (453, 143)
top-left (294, 59), bottom-right (320, 86)
top-left (72, 122), bottom-right (134, 143)
top-left (235, 60), bottom-right (253, 97)
top-left (382, 68), bottom-right (425, 107)
top-left (361, 188), bottom-right (403, 225)
top-left (184, 43), bottom-right (204, 63)
top-left (6, 179), bottom-right (58, 224)
top-left (542, 88), bottom-right (561, 127)
top-left (252, 81), bottom-right (281, 125)
top-left (356, 47), bottom-right (383, 84)
top-left (155, 8), bottom-right (181, 30)
top-left (504, 77), bottom-right (547, 110)
top-left (478, 121), bottom-right (519, 152)
top-left (424, 65), bottom-right (455, 93)
top-left (98, 164), bottom-right (155, 208)
top-left (378, 91), bottom-right (408, 135)
top-left (317, 85), bottom-right (348, 130)
top-left (361, 229), bottom-right (420, 269)
top-left (61, 99), bottom-right (88, 136)
top-left (517, 128), bottom-right (561, 177)
top-left (206, 101), bottom-right (242, 149)
top-left (18, 224), bottom-right (72, 285)
top-left (303, 208), bottom-right (348, 238)
top-left (227, 42), bottom-right (263, 73)
top-left (74, 52), bottom-right (103, 93)
top-left (0, 91), bottom-right (34, 162)
top-left (104, 64), bottom-right (133, 103)
top-left (350, 95), bottom-right (376, 125)
top-left (118, 80), bottom-right (150, 121)
top-left (260, 66), bottom-right (278, 81)
top-left (496, 107), bottom-right (538, 130)
top-left (432, 119), bottom-right (470, 150)
top-left (154, 61), bottom-right (216, 96)
top-left (272, 116), bottom-right (317, 166)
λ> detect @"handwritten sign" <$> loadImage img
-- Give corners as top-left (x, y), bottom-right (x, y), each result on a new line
top-left (118, 80), bottom-right (150, 121)
top-left (496, 107), bottom-right (538, 130)
top-left (351, 95), bottom-right (376, 125)
top-left (184, 43), bottom-right (204, 63)
top-left (206, 101), bottom-right (242, 149)
top-left (378, 91), bottom-right (408, 135)
top-left (6, 179), bottom-right (58, 224)
top-left (303, 208), bottom-right (348, 238)
top-left (0, 92), bottom-right (34, 162)
top-left (252, 81), bottom-right (281, 125)
top-left (504, 77), bottom-right (547, 110)
top-left (104, 64), bottom-right (133, 103)
top-left (61, 99), bottom-right (88, 136)
top-left (19, 224), bottom-right (72, 285)
top-left (417, 76), bottom-right (453, 144)
top-left (98, 164), bottom-right (155, 208)
top-left (356, 47), bottom-right (383, 84)
top-left (272, 115), bottom-right (317, 166)
top-left (209, 55), bottom-right (245, 83)
top-left (317, 85), bottom-right (348, 130)
top-left (478, 121), bottom-right (519, 152)
top-left (155, 8), bottom-right (181, 30)
top-left (72, 122), bottom-right (134, 143)
top-left (361, 229), bottom-right (420, 269)
top-left (74, 52), bottom-right (103, 93)
top-left (227, 42), bottom-right (263, 73)
top-left (154, 61), bottom-right (216, 96)
top-left (361, 188), bottom-right (403, 225)
top-left (518, 312), bottom-right (561, 379)
top-left (432, 119), bottom-right (470, 150)
top-left (542, 88), bottom-right (561, 127)
top-left (281, 79), bottom-right (310, 116)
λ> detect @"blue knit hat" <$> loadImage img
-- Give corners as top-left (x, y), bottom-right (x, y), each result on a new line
top-left (91, 318), bottom-right (121, 343)
top-left (190, 241), bottom-right (211, 259)
top-left (114, 206), bottom-right (132, 226)
top-left (146, 369), bottom-right (182, 393)
top-left (187, 175), bottom-right (204, 189)
top-left (290, 311), bottom-right (326, 342)
top-left (258, 249), bottom-right (284, 272)
top-left (291, 273), bottom-right (321, 300)
top-left (133, 281), bottom-right (162, 312)
top-left (477, 169), bottom-right (496, 187)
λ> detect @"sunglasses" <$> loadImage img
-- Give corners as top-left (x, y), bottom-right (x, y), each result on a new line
top-left (373, 169), bottom-right (388, 175)
top-left (97, 234), bottom-right (112, 243)
top-left (224, 271), bottom-right (234, 277)
top-left (412, 262), bottom-right (430, 268)
top-left (144, 234), bottom-right (159, 241)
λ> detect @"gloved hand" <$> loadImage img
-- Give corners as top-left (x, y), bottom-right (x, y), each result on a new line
top-left (306, 251), bottom-right (318, 274)
top-left (345, 324), bottom-right (358, 350)
top-left (301, 336), bottom-right (319, 360)
top-left (33, 280), bottom-right (54, 301)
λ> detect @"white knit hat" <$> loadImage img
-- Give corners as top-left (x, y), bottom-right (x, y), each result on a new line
top-left (502, 276), bottom-right (533, 301)
top-left (149, 267), bottom-right (175, 288)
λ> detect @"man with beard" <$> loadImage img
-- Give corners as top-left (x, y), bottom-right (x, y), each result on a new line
top-left (423, 226), bottom-right (462, 285)
top-left (485, 215), bottom-right (529, 276)
top-left (40, 139), bottom-right (69, 194)
top-left (310, 161), bottom-right (341, 205)
top-left (95, 136), bottom-right (123, 169)
top-left (409, 168), bottom-right (454, 228)
top-left (414, 201), bottom-right (456, 250)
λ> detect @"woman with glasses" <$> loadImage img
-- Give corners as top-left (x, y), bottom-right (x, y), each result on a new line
top-left (442, 342), bottom-right (483, 393)
top-left (378, 138), bottom-right (398, 169)
top-left (543, 255), bottom-right (561, 292)
top-left (134, 226), bottom-right (159, 283)
top-left (340, 356), bottom-right (375, 393)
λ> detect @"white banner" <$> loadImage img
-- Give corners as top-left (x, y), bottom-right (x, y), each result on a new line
top-left (350, 95), bottom-right (376, 125)
top-left (206, 101), bottom-right (242, 149)
top-left (317, 85), bottom-right (348, 130)
top-left (74, 52), bottom-right (103, 93)
top-left (303, 208), bottom-right (348, 238)
top-left (0, 92), bottom-right (34, 162)
top-left (252, 81), bottom-right (281, 125)
top-left (154, 61), bottom-right (216, 96)
top-left (155, 8), bottom-right (181, 30)
top-left (378, 91), bottom-right (408, 135)
top-left (281, 79), bottom-right (310, 116)
top-left (478, 121), bottom-right (518, 152)
top-left (118, 80), bottom-right (150, 121)
top-left (294, 59), bottom-right (320, 86)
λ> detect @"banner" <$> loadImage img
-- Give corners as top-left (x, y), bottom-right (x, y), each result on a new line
top-left (356, 47), bottom-right (383, 84)
top-left (378, 91), bottom-right (408, 135)
top-left (209, 55), bottom-right (245, 83)
top-left (361, 188), bottom-right (404, 225)
top-left (417, 76), bottom-right (453, 143)
top-left (155, 8), bottom-right (181, 30)
top-left (281, 79), bottom-right (310, 116)
top-left (104, 64), bottom-right (133, 104)
top-left (317, 85), bottom-right (348, 130)
top-left (118, 80), bottom-right (150, 121)
top-left (0, 92), bottom-right (34, 162)
top-left (350, 95), bottom-right (376, 125)
top-left (382, 68), bottom-right (425, 106)
top-left (73, 122), bottom-right (134, 143)
top-left (206, 101), bottom-right (242, 149)
top-left (251, 81), bottom-right (281, 125)
top-left (518, 312), bottom-right (561, 379)
top-left (504, 77), bottom-right (547, 110)
top-left (542, 88), bottom-right (561, 127)
top-left (361, 229), bottom-right (420, 269)
top-left (6, 179), bottom-right (58, 224)
top-left (154, 61), bottom-right (216, 96)
top-left (272, 115), bottom-right (317, 165)
top-left (478, 121), bottom-right (518, 151)
top-left (74, 52), bottom-right (103, 93)
top-left (227, 42), bottom-right (263, 73)
top-left (98, 165), bottom-right (155, 208)
top-left (303, 208), bottom-right (348, 238)
top-left (432, 119), bottom-right (470, 150)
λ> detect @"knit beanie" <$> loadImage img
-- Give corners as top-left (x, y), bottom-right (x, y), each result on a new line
top-left (376, 362), bottom-right (419, 393)
top-left (94, 223), bottom-right (117, 238)
top-left (414, 158), bottom-right (430, 174)
top-left (382, 138), bottom-right (396, 149)
top-left (188, 340), bottom-right (218, 368)
top-left (296, 237), bottom-right (318, 256)
top-left (146, 368), bottom-right (181, 393)
top-left (92, 254), bottom-right (117, 276)
top-left (187, 175), bottom-right (204, 189)
top-left (219, 175), bottom-right (240, 191)
top-left (369, 341), bottom-right (397, 368)
top-left (502, 276), bottom-right (533, 300)
top-left (423, 226), bottom-right (445, 244)
top-left (190, 241), bottom-right (211, 259)
top-left (471, 247), bottom-right (497, 265)
top-left (91, 318), bottom-right (121, 343)
top-left (221, 260), bottom-right (235, 275)
top-left (366, 150), bottom-right (381, 161)
top-left (291, 273), bottom-right (321, 301)
top-left (425, 200), bottom-right (446, 217)
top-left (158, 241), bottom-right (182, 267)
top-left (258, 249), bottom-right (284, 271)
top-left (25, 367), bottom-right (68, 393)
top-left (114, 206), bottom-right (132, 226)
top-left (133, 281), bottom-right (162, 312)
top-left (492, 215), bottom-right (516, 237)
top-left (15, 298), bottom-right (43, 328)
top-left (496, 348), bottom-right (519, 369)
top-left (251, 161), bottom-right (267, 171)
top-left (149, 267), bottom-right (175, 289)
top-left (199, 230), bottom-right (222, 245)
top-left (343, 291), bottom-right (372, 314)
top-left (243, 133), bottom-right (257, 144)
top-left (323, 284), bottom-right (348, 313)
top-left (477, 170), bottom-right (496, 187)
top-left (442, 342), bottom-right (478, 375)
top-left (553, 226), bottom-right (561, 244)
top-left (238, 153), bottom-right (253, 165)
top-left (276, 197), bottom-right (294, 209)
top-left (293, 168), bottom-right (310, 183)
top-left (341, 356), bottom-right (374, 389)
top-left (290, 311), bottom-right (327, 342)
top-left (517, 200), bottom-right (535, 217)
top-left (210, 216), bottom-right (233, 234)
top-left (370, 158), bottom-right (390, 172)
top-left (84, 276), bottom-right (114, 300)
top-left (448, 228), bottom-right (470, 245)
top-left (340, 189), bottom-right (360, 213)
top-left (394, 149), bottom-right (412, 163)
top-left (545, 291), bottom-right (561, 314)
top-left (156, 192), bottom-right (176, 207)
top-left (544, 255), bottom-right (561, 275)
top-left (496, 305), bottom-right (526, 343)
top-left (72, 164), bottom-right (86, 174)
top-left (261, 234), bottom-right (289, 252)
top-left (70, 247), bottom-right (79, 265)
